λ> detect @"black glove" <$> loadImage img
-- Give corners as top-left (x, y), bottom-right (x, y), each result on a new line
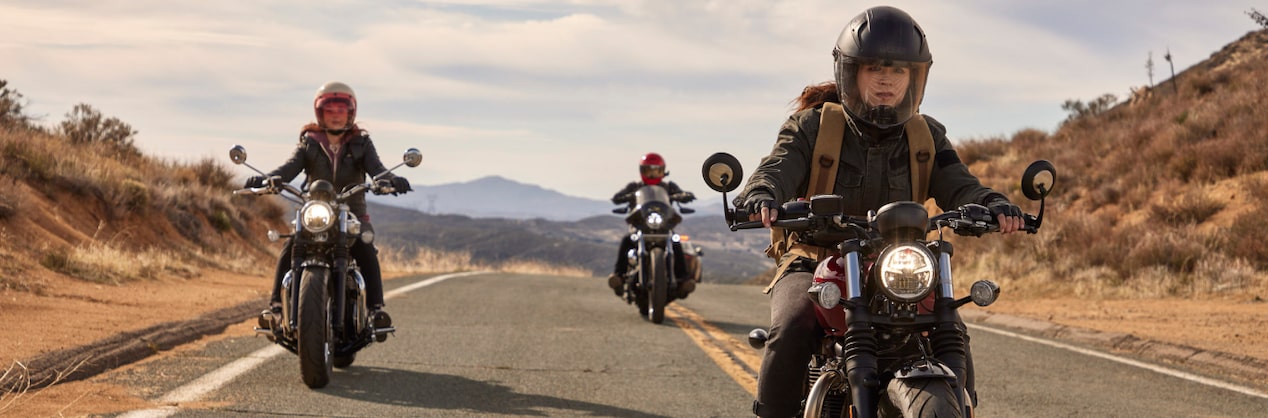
top-left (390, 176), bottom-right (412, 195)
top-left (612, 193), bottom-right (633, 205)
top-left (986, 198), bottom-right (1022, 219)
top-left (372, 179), bottom-right (391, 195)
top-left (244, 176), bottom-right (267, 188)
top-left (741, 193), bottom-right (776, 218)
top-left (674, 192), bottom-right (696, 203)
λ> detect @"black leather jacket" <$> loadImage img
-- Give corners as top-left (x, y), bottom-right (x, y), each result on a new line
top-left (266, 129), bottom-right (397, 221)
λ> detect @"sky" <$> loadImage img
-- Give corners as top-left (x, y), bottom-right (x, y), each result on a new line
top-left (0, 1), bottom-right (1258, 201)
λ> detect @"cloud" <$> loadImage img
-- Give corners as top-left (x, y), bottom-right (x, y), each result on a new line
top-left (0, 1), bottom-right (1259, 200)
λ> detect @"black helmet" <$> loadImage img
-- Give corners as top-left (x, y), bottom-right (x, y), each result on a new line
top-left (833, 6), bottom-right (932, 131)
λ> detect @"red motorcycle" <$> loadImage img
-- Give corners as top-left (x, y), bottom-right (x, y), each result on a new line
top-left (700, 153), bottom-right (1056, 418)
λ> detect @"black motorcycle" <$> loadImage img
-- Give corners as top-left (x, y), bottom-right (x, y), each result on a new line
top-left (701, 153), bottom-right (1055, 418)
top-left (229, 145), bottom-right (421, 389)
top-left (612, 185), bottom-right (696, 324)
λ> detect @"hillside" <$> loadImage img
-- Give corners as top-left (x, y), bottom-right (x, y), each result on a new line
top-left (946, 29), bottom-right (1268, 299)
top-left (0, 109), bottom-right (285, 294)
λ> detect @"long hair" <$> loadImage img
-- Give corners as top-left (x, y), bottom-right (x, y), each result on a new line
top-left (793, 81), bottom-right (840, 112)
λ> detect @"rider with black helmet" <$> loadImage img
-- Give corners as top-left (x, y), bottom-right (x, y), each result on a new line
top-left (735, 7), bottom-right (1024, 416)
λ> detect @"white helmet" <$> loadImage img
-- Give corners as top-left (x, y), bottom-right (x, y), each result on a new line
top-left (314, 81), bottom-right (357, 132)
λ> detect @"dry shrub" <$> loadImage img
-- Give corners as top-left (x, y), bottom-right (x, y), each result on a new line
top-left (38, 243), bottom-right (198, 285)
top-left (1148, 191), bottom-right (1225, 224)
top-left (379, 245), bottom-right (592, 277)
top-left (1123, 229), bottom-right (1209, 276)
top-left (1223, 212), bottom-right (1268, 270)
top-left (956, 136), bottom-right (1011, 164)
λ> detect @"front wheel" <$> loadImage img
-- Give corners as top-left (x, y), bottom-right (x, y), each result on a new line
top-left (297, 268), bottom-right (333, 389)
top-left (885, 378), bottom-right (963, 418)
top-left (648, 247), bottom-right (668, 324)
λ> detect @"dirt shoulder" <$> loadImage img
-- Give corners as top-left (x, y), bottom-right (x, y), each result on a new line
top-left (2, 271), bottom-right (1266, 416)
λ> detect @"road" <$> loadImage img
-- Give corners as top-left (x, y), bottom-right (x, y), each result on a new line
top-left (105, 272), bottom-right (1268, 417)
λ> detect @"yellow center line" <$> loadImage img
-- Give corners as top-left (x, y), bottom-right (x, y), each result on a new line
top-left (666, 304), bottom-right (763, 397)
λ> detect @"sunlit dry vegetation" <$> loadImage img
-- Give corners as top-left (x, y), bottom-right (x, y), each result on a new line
top-left (0, 79), bottom-right (287, 290)
top-left (948, 30), bottom-right (1268, 299)
top-left (380, 246), bottom-right (593, 278)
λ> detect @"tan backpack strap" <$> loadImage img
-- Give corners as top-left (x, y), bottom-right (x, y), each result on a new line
top-left (905, 114), bottom-right (935, 203)
top-left (809, 102), bottom-right (847, 197)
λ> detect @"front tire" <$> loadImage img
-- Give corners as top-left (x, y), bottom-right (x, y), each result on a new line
top-left (648, 247), bottom-right (668, 324)
top-left (886, 378), bottom-right (963, 418)
top-left (297, 268), bottom-right (333, 389)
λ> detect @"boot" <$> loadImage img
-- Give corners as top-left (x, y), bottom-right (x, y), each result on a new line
top-left (607, 273), bottom-right (624, 297)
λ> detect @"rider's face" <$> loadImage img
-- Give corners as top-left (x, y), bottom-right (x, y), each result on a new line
top-left (322, 102), bottom-right (350, 129)
top-left (856, 64), bottom-right (910, 107)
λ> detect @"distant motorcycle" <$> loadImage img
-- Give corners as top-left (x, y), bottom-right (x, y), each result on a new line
top-left (701, 153), bottom-right (1056, 418)
top-left (612, 185), bottom-right (696, 324)
top-left (229, 145), bottom-right (421, 389)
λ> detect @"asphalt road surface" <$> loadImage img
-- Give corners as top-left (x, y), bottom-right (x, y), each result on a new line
top-left (105, 272), bottom-right (1268, 417)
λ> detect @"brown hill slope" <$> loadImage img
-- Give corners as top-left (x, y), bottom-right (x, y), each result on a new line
top-left (950, 29), bottom-right (1268, 300)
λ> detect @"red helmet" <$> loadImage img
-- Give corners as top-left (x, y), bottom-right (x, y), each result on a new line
top-left (639, 152), bottom-right (666, 185)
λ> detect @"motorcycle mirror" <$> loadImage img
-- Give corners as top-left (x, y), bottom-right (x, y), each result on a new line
top-left (230, 145), bottom-right (248, 165)
top-left (403, 148), bottom-right (423, 168)
top-left (1021, 160), bottom-right (1057, 201)
top-left (701, 153), bottom-right (743, 193)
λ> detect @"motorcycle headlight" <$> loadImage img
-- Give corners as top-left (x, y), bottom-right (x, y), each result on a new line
top-left (808, 281), bottom-right (842, 309)
top-left (877, 244), bottom-right (936, 302)
top-left (647, 212), bottom-right (665, 229)
top-left (300, 201), bottom-right (334, 233)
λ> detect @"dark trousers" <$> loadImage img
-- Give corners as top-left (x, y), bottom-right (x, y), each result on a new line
top-left (270, 238), bottom-right (385, 307)
top-left (754, 271), bottom-right (819, 417)
top-left (613, 235), bottom-right (688, 279)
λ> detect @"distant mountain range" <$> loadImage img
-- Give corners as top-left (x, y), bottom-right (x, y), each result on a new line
top-left (368, 175), bottom-right (724, 221)
top-left (365, 175), bottom-right (768, 283)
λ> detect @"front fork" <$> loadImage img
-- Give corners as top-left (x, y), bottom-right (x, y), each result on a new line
top-left (838, 244), bottom-right (967, 417)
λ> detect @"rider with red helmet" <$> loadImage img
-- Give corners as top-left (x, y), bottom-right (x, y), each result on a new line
top-left (607, 153), bottom-right (697, 296)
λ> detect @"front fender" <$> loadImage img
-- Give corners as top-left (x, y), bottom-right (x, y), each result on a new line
top-left (892, 358), bottom-right (956, 381)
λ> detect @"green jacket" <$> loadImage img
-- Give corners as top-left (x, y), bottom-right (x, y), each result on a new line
top-left (738, 106), bottom-right (1004, 216)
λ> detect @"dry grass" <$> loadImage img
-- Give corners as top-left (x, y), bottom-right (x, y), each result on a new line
top-left (0, 105), bottom-right (285, 293)
top-left (380, 246), bottom-right (592, 278)
top-left (947, 29), bottom-right (1268, 300)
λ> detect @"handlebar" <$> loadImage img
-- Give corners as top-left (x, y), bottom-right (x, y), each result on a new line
top-left (727, 204), bottom-right (1039, 236)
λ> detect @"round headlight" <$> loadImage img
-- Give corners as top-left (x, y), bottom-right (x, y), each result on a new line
top-left (300, 201), bottom-right (334, 233)
top-left (808, 281), bottom-right (842, 309)
top-left (647, 212), bottom-right (665, 229)
top-left (877, 244), bottom-right (936, 302)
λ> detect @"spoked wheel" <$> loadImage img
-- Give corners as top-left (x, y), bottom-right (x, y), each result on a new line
top-left (648, 247), bottom-right (668, 324)
top-left (297, 268), bottom-right (333, 389)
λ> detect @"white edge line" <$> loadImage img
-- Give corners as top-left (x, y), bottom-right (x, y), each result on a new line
top-left (117, 271), bottom-right (490, 418)
top-left (966, 322), bottom-right (1268, 400)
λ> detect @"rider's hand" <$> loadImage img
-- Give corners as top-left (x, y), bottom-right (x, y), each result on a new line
top-left (390, 177), bottom-right (412, 195)
top-left (674, 192), bottom-right (696, 203)
top-left (244, 176), bottom-right (268, 189)
top-left (372, 179), bottom-right (392, 195)
top-left (987, 199), bottom-right (1023, 234)
top-left (742, 194), bottom-right (777, 228)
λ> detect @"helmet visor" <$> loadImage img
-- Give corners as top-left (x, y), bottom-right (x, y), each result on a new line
top-left (835, 56), bottom-right (929, 129)
top-left (640, 164), bottom-right (665, 179)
